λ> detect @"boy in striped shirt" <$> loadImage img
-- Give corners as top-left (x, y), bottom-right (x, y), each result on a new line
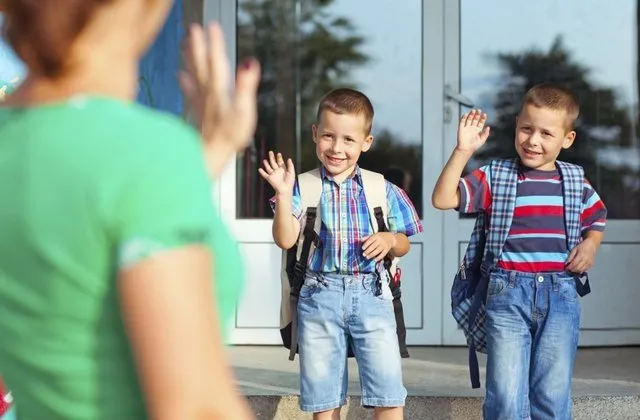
top-left (261, 88), bottom-right (422, 419)
top-left (432, 83), bottom-right (606, 419)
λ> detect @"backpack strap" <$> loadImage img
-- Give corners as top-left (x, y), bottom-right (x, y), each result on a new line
top-left (360, 168), bottom-right (409, 358)
top-left (286, 168), bottom-right (322, 360)
top-left (295, 169), bottom-right (323, 262)
top-left (360, 169), bottom-right (398, 275)
top-left (556, 160), bottom-right (591, 297)
top-left (466, 158), bottom-right (518, 388)
top-left (483, 158), bottom-right (518, 271)
top-left (556, 160), bottom-right (583, 250)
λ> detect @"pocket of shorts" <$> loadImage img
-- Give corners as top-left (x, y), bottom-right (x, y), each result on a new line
top-left (487, 275), bottom-right (508, 298)
top-left (298, 276), bottom-right (321, 299)
top-left (558, 280), bottom-right (578, 303)
top-left (370, 279), bottom-right (393, 302)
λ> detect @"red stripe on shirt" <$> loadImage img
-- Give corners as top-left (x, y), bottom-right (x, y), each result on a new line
top-left (513, 205), bottom-right (564, 218)
top-left (498, 260), bottom-right (566, 272)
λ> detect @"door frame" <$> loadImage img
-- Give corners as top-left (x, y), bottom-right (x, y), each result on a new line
top-left (440, 0), bottom-right (640, 347)
top-left (212, 0), bottom-right (449, 345)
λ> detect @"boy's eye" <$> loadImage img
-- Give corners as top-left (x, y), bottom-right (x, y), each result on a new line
top-left (520, 126), bottom-right (532, 132)
top-left (323, 134), bottom-right (334, 139)
top-left (542, 131), bottom-right (553, 137)
top-left (345, 137), bottom-right (355, 143)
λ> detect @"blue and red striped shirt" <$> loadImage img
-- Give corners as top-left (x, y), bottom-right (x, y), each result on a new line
top-left (459, 164), bottom-right (607, 273)
top-left (271, 166), bottom-right (423, 274)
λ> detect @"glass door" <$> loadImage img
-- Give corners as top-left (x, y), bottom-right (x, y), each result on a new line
top-left (442, 0), bottom-right (640, 346)
top-left (216, 0), bottom-right (446, 345)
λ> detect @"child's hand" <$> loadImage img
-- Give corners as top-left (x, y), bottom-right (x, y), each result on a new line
top-left (362, 232), bottom-right (397, 262)
top-left (457, 109), bottom-right (490, 154)
top-left (565, 238), bottom-right (598, 274)
top-left (258, 151), bottom-right (296, 195)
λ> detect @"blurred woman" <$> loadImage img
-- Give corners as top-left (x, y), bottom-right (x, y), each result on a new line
top-left (0, 0), bottom-right (259, 418)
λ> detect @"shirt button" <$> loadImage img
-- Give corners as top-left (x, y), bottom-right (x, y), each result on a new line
top-left (537, 276), bottom-right (544, 283)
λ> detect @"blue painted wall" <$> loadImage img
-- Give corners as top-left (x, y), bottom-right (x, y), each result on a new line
top-left (137, 0), bottom-right (184, 116)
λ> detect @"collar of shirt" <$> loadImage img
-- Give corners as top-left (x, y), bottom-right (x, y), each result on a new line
top-left (319, 165), bottom-right (364, 186)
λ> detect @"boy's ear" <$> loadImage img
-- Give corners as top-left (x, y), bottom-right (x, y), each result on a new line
top-left (361, 134), bottom-right (374, 152)
top-left (562, 130), bottom-right (576, 149)
top-left (312, 124), bottom-right (318, 143)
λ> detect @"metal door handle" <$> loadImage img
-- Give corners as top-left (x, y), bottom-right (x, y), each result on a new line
top-left (444, 84), bottom-right (474, 108)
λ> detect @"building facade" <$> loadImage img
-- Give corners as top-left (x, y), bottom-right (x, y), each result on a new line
top-left (4, 0), bottom-right (638, 348)
top-left (211, 0), bottom-right (640, 348)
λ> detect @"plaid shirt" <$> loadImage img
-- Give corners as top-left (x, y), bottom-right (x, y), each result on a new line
top-left (271, 166), bottom-right (423, 274)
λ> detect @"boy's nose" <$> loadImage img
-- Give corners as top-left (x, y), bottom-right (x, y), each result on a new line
top-left (526, 133), bottom-right (541, 146)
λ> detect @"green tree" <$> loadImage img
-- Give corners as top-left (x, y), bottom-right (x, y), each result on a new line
top-left (478, 36), bottom-right (639, 219)
top-left (237, 0), bottom-right (369, 217)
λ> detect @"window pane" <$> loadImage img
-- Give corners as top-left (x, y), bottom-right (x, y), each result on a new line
top-left (461, 0), bottom-right (640, 219)
top-left (236, 0), bottom-right (423, 218)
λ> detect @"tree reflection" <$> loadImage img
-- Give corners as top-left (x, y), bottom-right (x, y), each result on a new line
top-left (474, 36), bottom-right (640, 219)
top-left (237, 0), bottom-right (370, 218)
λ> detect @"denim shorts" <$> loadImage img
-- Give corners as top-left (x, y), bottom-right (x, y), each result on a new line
top-left (297, 271), bottom-right (407, 412)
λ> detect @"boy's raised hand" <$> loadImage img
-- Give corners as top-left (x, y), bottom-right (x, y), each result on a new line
top-left (258, 151), bottom-right (296, 195)
top-left (457, 109), bottom-right (490, 154)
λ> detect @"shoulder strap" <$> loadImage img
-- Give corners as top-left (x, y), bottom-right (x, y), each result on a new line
top-left (360, 168), bottom-right (400, 275)
top-left (296, 168), bottom-right (323, 260)
top-left (556, 160), bottom-right (584, 250)
top-left (360, 168), bottom-right (387, 232)
top-left (484, 158), bottom-right (518, 267)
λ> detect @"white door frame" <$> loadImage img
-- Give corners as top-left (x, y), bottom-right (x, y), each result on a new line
top-left (211, 0), bottom-right (449, 346)
top-left (440, 0), bottom-right (640, 347)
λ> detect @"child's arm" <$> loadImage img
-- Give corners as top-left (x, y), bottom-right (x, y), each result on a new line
top-left (259, 151), bottom-right (300, 249)
top-left (272, 191), bottom-right (300, 250)
top-left (565, 180), bottom-right (607, 273)
top-left (431, 149), bottom-right (475, 210)
top-left (363, 181), bottom-right (424, 262)
top-left (432, 109), bottom-right (490, 210)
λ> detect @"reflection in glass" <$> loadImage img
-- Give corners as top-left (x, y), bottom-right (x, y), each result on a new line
top-left (236, 0), bottom-right (423, 218)
top-left (461, 0), bottom-right (640, 219)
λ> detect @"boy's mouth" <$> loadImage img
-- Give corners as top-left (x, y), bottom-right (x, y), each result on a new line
top-left (326, 156), bottom-right (345, 165)
top-left (522, 149), bottom-right (542, 158)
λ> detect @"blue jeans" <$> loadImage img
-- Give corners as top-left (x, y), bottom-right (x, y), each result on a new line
top-left (297, 272), bottom-right (406, 412)
top-left (484, 268), bottom-right (580, 420)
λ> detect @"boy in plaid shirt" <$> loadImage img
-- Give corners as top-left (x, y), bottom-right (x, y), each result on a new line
top-left (261, 88), bottom-right (422, 420)
top-left (432, 83), bottom-right (606, 420)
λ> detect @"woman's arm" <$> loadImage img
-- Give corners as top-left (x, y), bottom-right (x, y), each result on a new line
top-left (119, 246), bottom-right (254, 420)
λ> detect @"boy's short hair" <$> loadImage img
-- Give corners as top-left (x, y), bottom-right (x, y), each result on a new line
top-left (316, 88), bottom-right (374, 134)
top-left (521, 83), bottom-right (580, 131)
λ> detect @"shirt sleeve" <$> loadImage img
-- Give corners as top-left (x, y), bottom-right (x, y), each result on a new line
top-left (458, 165), bottom-right (492, 214)
top-left (581, 178), bottom-right (607, 234)
top-left (269, 181), bottom-right (303, 220)
top-left (110, 121), bottom-right (214, 270)
top-left (385, 181), bottom-right (423, 237)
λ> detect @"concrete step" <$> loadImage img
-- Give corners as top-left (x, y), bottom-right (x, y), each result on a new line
top-left (246, 395), bottom-right (640, 420)
top-left (231, 346), bottom-right (640, 419)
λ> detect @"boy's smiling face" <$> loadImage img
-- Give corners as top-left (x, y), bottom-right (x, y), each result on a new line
top-left (515, 104), bottom-right (576, 170)
top-left (313, 110), bottom-right (373, 182)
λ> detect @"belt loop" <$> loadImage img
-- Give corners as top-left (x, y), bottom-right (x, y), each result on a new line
top-left (509, 270), bottom-right (517, 286)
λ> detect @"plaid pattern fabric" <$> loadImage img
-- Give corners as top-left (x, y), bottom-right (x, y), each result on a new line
top-left (556, 161), bottom-right (584, 249)
top-left (452, 159), bottom-right (517, 353)
top-left (271, 166), bottom-right (423, 274)
top-left (451, 158), bottom-right (586, 354)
